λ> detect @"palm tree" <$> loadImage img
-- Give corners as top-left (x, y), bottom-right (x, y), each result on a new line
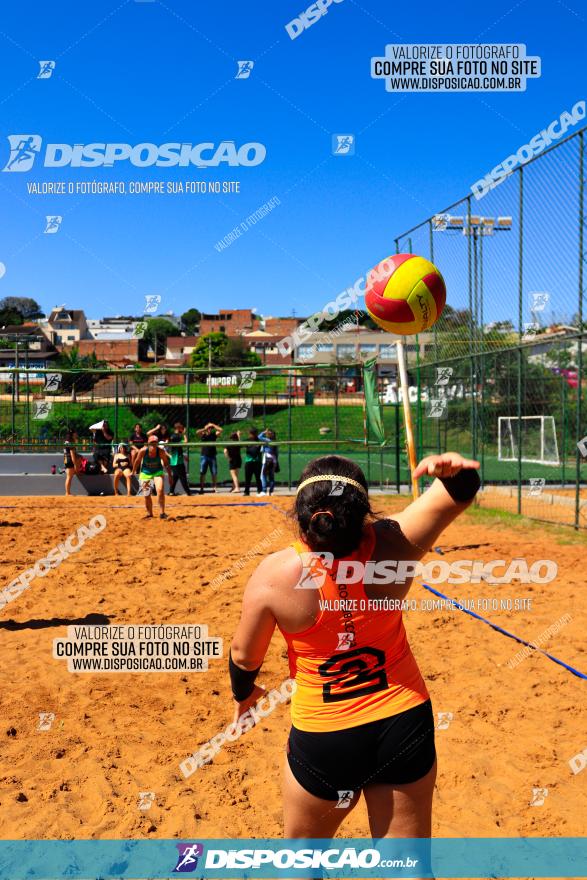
top-left (56, 347), bottom-right (83, 402)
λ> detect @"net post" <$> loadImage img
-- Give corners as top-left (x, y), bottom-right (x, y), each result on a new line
top-left (394, 402), bottom-right (401, 493)
top-left (397, 339), bottom-right (419, 499)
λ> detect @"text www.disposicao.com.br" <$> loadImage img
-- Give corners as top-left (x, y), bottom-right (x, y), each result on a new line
top-left (70, 657), bottom-right (201, 671)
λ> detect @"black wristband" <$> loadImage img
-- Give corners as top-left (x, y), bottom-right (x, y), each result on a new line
top-left (440, 468), bottom-right (480, 503)
top-left (229, 651), bottom-right (261, 701)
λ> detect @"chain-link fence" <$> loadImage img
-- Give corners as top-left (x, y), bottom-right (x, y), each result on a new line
top-left (0, 365), bottom-right (408, 490)
top-left (396, 126), bottom-right (587, 527)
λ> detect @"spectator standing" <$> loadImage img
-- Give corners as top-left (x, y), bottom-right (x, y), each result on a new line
top-left (169, 422), bottom-right (192, 496)
top-left (147, 423), bottom-right (171, 452)
top-left (259, 428), bottom-right (279, 496)
top-left (197, 422), bottom-right (223, 494)
top-left (243, 427), bottom-right (262, 496)
top-left (224, 430), bottom-right (242, 493)
top-left (63, 430), bottom-right (80, 496)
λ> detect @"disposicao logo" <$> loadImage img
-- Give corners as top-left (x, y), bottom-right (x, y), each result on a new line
top-left (173, 843), bottom-right (204, 873)
top-left (2, 136), bottom-right (266, 171)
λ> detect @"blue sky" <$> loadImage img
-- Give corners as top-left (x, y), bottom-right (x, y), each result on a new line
top-left (0, 0), bottom-right (585, 325)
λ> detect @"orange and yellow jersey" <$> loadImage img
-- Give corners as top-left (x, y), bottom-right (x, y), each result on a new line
top-left (280, 525), bottom-right (429, 733)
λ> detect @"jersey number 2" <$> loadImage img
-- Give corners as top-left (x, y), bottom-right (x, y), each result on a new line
top-left (318, 647), bottom-right (388, 703)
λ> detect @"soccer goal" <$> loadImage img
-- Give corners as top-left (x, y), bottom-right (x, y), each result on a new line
top-left (498, 416), bottom-right (560, 466)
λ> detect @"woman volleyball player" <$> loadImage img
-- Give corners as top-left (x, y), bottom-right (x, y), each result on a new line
top-left (230, 451), bottom-right (479, 853)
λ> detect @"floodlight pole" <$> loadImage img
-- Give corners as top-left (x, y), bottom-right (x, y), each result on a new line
top-left (433, 212), bottom-right (512, 466)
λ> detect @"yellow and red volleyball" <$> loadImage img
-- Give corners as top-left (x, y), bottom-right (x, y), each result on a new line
top-left (365, 253), bottom-right (446, 335)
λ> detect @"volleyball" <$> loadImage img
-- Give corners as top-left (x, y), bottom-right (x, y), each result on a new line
top-left (365, 253), bottom-right (446, 335)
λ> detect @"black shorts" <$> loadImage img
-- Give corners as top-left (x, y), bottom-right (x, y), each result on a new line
top-left (287, 699), bottom-right (436, 801)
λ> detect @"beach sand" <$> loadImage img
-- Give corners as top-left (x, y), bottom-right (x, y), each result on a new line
top-left (0, 495), bottom-right (585, 841)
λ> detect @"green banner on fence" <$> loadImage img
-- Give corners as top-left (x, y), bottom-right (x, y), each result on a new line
top-left (363, 357), bottom-right (385, 444)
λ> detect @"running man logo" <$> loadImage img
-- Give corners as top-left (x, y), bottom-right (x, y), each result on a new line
top-left (436, 711), bottom-right (453, 730)
top-left (528, 478), bottom-right (545, 497)
top-left (569, 747), bottom-right (587, 775)
top-left (144, 294), bottom-right (161, 314)
top-left (37, 712), bottom-right (55, 731)
top-left (44, 372), bottom-right (62, 391)
top-left (336, 632), bottom-right (355, 651)
top-left (577, 436), bottom-right (587, 459)
top-left (236, 61), bottom-right (254, 79)
top-left (133, 320), bottom-right (148, 339)
top-left (138, 791), bottom-right (155, 810)
top-left (296, 551), bottom-right (334, 589)
top-left (332, 134), bottom-right (355, 156)
top-left (432, 213), bottom-right (449, 231)
top-left (435, 367), bottom-right (453, 386)
top-left (44, 216), bottom-right (62, 234)
top-left (238, 370), bottom-right (257, 390)
top-left (336, 790), bottom-right (354, 808)
top-left (530, 292), bottom-right (549, 312)
top-left (329, 479), bottom-right (345, 496)
top-left (427, 398), bottom-right (448, 419)
top-left (529, 787), bottom-right (548, 807)
top-left (33, 400), bottom-right (53, 420)
top-left (231, 399), bottom-right (252, 420)
top-left (37, 60), bottom-right (56, 79)
top-left (174, 843), bottom-right (204, 873)
top-left (3, 135), bottom-right (42, 172)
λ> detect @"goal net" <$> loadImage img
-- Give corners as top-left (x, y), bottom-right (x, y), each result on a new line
top-left (498, 416), bottom-right (560, 466)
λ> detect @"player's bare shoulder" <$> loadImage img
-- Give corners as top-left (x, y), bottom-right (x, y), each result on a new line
top-left (250, 546), bottom-right (302, 593)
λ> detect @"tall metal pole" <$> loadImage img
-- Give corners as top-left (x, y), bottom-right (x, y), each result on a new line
top-left (334, 364), bottom-right (339, 441)
top-left (262, 346), bottom-right (267, 423)
top-left (472, 229), bottom-right (479, 460)
top-left (11, 369), bottom-right (16, 452)
top-left (397, 339), bottom-right (419, 499)
top-left (430, 218), bottom-right (441, 454)
top-left (467, 196), bottom-right (474, 459)
top-left (562, 375), bottom-right (567, 488)
top-left (287, 369), bottom-right (293, 490)
top-left (575, 131), bottom-right (584, 529)
top-left (479, 229), bottom-right (485, 484)
top-left (25, 346), bottom-right (30, 446)
top-left (517, 167), bottom-right (524, 515)
top-left (15, 340), bottom-right (20, 402)
top-left (394, 402), bottom-right (401, 493)
top-left (114, 374), bottom-right (119, 440)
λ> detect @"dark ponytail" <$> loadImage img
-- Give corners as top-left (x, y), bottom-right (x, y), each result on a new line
top-left (294, 455), bottom-right (373, 558)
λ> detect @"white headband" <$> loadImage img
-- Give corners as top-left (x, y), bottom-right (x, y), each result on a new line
top-left (296, 474), bottom-right (368, 496)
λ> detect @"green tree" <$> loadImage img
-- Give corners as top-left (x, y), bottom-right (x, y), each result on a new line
top-left (142, 318), bottom-right (178, 358)
top-left (219, 336), bottom-right (262, 368)
top-left (189, 332), bottom-right (261, 369)
top-left (0, 307), bottom-right (24, 326)
top-left (181, 308), bottom-right (201, 335)
top-left (189, 332), bottom-right (229, 369)
top-left (545, 343), bottom-right (574, 370)
top-left (0, 297), bottom-right (44, 320)
top-left (55, 347), bottom-right (106, 401)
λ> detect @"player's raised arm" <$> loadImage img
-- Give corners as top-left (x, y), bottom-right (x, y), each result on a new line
top-left (389, 452), bottom-right (480, 558)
